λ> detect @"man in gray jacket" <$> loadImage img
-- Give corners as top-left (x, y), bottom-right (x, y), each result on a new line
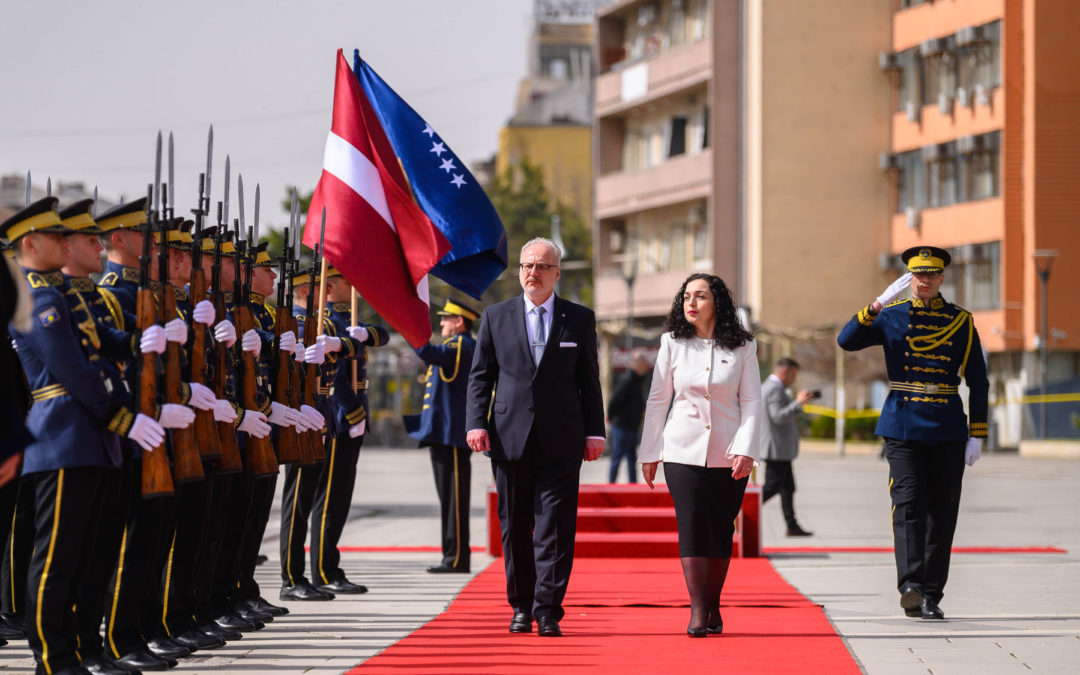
top-left (761, 358), bottom-right (815, 536)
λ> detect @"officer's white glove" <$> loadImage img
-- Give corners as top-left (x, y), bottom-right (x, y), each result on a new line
top-left (293, 343), bottom-right (306, 363)
top-left (348, 419), bottom-right (366, 438)
top-left (127, 413), bottom-right (165, 451)
top-left (158, 403), bottom-right (196, 430)
top-left (164, 318), bottom-right (188, 344)
top-left (346, 326), bottom-right (369, 343)
top-left (300, 404), bottom-right (325, 431)
top-left (317, 335), bottom-right (342, 353)
top-left (269, 401), bottom-right (302, 428)
top-left (876, 272), bottom-right (913, 308)
top-left (278, 330), bottom-right (297, 353)
top-left (140, 325), bottom-right (167, 355)
top-left (213, 399), bottom-right (237, 424)
top-left (238, 410), bottom-right (271, 438)
top-left (193, 300), bottom-right (216, 325)
top-left (213, 319), bottom-right (237, 347)
top-left (241, 329), bottom-right (262, 357)
top-left (187, 382), bottom-right (217, 411)
top-left (965, 437), bottom-right (982, 466)
top-left (305, 341), bottom-right (325, 365)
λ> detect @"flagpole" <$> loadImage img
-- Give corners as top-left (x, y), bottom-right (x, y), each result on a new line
top-left (350, 289), bottom-right (359, 392)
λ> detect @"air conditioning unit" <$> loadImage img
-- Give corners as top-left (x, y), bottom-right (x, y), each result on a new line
top-left (905, 207), bottom-right (921, 231)
top-left (879, 51), bottom-right (899, 71)
top-left (878, 152), bottom-right (900, 171)
top-left (957, 135), bottom-right (985, 154)
top-left (905, 100), bottom-right (921, 123)
top-left (878, 252), bottom-right (895, 271)
top-left (956, 86), bottom-right (971, 108)
top-left (955, 25), bottom-right (985, 47)
top-left (975, 84), bottom-right (991, 106)
top-left (919, 38), bottom-right (946, 57)
top-left (938, 91), bottom-right (954, 115)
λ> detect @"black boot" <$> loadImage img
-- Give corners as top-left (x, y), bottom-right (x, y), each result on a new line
top-left (706, 557), bottom-right (731, 634)
top-left (680, 556), bottom-right (709, 637)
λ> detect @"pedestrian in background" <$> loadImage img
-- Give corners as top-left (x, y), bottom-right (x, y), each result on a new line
top-left (606, 348), bottom-right (651, 483)
top-left (761, 357), bottom-right (814, 537)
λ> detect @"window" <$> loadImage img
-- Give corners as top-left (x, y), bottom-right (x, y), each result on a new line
top-left (939, 241), bottom-right (1001, 310)
top-left (957, 20), bottom-right (1001, 95)
top-left (925, 142), bottom-right (957, 208)
top-left (668, 0), bottom-right (687, 48)
top-left (668, 115), bottom-right (687, 157)
top-left (957, 131), bottom-right (1000, 202)
top-left (921, 36), bottom-right (957, 105)
top-left (896, 149), bottom-right (925, 212)
top-left (895, 48), bottom-right (922, 111)
top-left (896, 132), bottom-right (999, 211)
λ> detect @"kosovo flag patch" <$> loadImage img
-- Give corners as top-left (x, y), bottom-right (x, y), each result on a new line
top-left (38, 306), bottom-right (60, 327)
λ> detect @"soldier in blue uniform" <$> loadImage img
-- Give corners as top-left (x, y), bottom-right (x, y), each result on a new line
top-left (405, 299), bottom-right (478, 574)
top-left (838, 245), bottom-right (989, 621)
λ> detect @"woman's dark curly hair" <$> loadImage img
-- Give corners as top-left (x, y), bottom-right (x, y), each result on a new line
top-left (664, 273), bottom-right (754, 350)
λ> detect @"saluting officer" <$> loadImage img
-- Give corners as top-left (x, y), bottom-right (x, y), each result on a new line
top-left (405, 299), bottom-right (478, 574)
top-left (838, 246), bottom-right (989, 621)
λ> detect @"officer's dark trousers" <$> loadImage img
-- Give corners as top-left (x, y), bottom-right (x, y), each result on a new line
top-left (309, 433), bottom-right (364, 585)
top-left (233, 472), bottom-right (277, 603)
top-left (1, 477), bottom-right (34, 623)
top-left (24, 466), bottom-right (106, 673)
top-left (74, 467), bottom-right (123, 659)
top-left (103, 455), bottom-right (176, 657)
top-left (762, 460), bottom-right (798, 529)
top-left (492, 430), bottom-right (581, 622)
top-left (194, 468), bottom-right (236, 627)
top-left (884, 437), bottom-right (966, 603)
top-left (160, 467), bottom-right (212, 637)
top-left (279, 463), bottom-right (320, 586)
top-left (429, 444), bottom-right (471, 570)
top-left (212, 470), bottom-right (254, 614)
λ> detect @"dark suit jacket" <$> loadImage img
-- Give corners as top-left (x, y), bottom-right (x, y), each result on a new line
top-left (466, 294), bottom-right (605, 463)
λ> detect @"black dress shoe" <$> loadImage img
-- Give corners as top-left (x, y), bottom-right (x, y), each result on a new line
top-left (216, 612), bottom-right (262, 631)
top-left (280, 581), bottom-right (335, 601)
top-left (537, 616), bottom-right (562, 637)
top-left (899, 582), bottom-right (923, 618)
top-left (199, 623), bottom-right (242, 641)
top-left (250, 596), bottom-right (289, 617)
top-left (80, 653), bottom-right (133, 675)
top-left (786, 524), bottom-right (813, 537)
top-left (0, 619), bottom-right (22, 640)
top-left (508, 612), bottom-right (532, 633)
top-left (1, 614), bottom-right (26, 636)
top-left (318, 578), bottom-right (368, 594)
top-left (114, 647), bottom-right (171, 671)
top-left (174, 628), bottom-right (226, 651)
top-left (147, 635), bottom-right (192, 659)
top-left (426, 564), bottom-right (470, 574)
top-left (920, 597), bottom-right (945, 620)
top-left (232, 601), bottom-right (273, 624)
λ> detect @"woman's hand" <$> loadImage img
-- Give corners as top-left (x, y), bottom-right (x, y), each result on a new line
top-left (731, 456), bottom-right (754, 480)
top-left (642, 461), bottom-right (660, 489)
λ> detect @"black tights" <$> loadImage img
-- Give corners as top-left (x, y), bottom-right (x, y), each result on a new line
top-left (681, 556), bottom-right (731, 631)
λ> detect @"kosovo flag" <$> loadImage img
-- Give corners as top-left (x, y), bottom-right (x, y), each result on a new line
top-left (353, 51), bottom-right (508, 300)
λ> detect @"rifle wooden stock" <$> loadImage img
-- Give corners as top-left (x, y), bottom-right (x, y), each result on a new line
top-left (287, 314), bottom-right (316, 466)
top-left (161, 285), bottom-right (204, 483)
top-left (301, 308), bottom-right (327, 463)
top-left (189, 269), bottom-right (221, 459)
top-left (212, 293), bottom-right (244, 474)
top-left (138, 288), bottom-right (174, 498)
top-left (272, 309), bottom-right (303, 464)
top-left (234, 304), bottom-right (278, 477)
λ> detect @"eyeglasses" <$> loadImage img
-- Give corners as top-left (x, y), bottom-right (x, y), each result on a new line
top-left (519, 263), bottom-right (558, 273)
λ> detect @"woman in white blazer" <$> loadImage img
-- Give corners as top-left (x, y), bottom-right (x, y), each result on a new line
top-left (639, 273), bottom-right (760, 638)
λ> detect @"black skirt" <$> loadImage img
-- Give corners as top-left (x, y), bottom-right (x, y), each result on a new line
top-left (664, 462), bottom-right (748, 558)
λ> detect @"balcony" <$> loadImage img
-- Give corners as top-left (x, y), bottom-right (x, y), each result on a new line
top-left (893, 87), bottom-right (1004, 152)
top-left (891, 197), bottom-right (1004, 251)
top-left (596, 149), bottom-right (712, 220)
top-left (595, 38), bottom-right (712, 119)
top-left (595, 269), bottom-right (696, 321)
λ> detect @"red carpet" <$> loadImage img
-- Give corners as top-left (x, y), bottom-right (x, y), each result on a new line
top-left (350, 557), bottom-right (860, 674)
top-left (763, 545), bottom-right (1067, 555)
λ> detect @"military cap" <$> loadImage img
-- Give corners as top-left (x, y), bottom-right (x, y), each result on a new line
top-left (59, 199), bottom-right (104, 235)
top-left (153, 218), bottom-right (194, 250)
top-left (199, 226), bottom-right (235, 254)
top-left (901, 246), bottom-right (952, 274)
top-left (97, 198), bottom-right (148, 232)
top-left (437, 298), bottom-right (479, 322)
top-left (252, 241), bottom-right (273, 267)
top-left (0, 197), bottom-right (68, 244)
top-left (291, 265), bottom-right (341, 287)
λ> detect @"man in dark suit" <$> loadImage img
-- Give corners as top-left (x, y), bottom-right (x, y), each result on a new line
top-left (466, 237), bottom-right (605, 638)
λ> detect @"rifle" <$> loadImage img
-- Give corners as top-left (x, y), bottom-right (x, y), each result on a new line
top-left (138, 183), bottom-right (174, 498)
top-left (300, 208), bottom-right (328, 463)
top-left (232, 177), bottom-right (278, 477)
top-left (286, 203), bottom-right (316, 466)
top-left (187, 125), bottom-right (222, 460)
top-left (271, 216), bottom-right (303, 465)
top-left (158, 134), bottom-right (203, 484)
top-left (210, 156), bottom-right (243, 474)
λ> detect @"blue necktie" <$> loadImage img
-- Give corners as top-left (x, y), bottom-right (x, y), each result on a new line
top-left (531, 307), bottom-right (546, 364)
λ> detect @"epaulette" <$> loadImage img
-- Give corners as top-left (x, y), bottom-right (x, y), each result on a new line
top-left (885, 298), bottom-right (912, 309)
top-left (99, 271), bottom-right (119, 286)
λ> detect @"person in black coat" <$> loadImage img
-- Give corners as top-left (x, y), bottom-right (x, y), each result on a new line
top-left (606, 348), bottom-right (651, 483)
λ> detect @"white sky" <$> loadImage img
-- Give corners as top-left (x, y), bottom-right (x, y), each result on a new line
top-left (0, 0), bottom-right (533, 227)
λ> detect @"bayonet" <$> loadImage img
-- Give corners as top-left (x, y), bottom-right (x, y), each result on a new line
top-left (237, 174), bottom-right (246, 234)
top-left (46, 176), bottom-right (51, 198)
top-left (24, 171), bottom-right (30, 207)
top-left (253, 184), bottom-right (260, 244)
top-left (205, 125), bottom-right (214, 207)
top-left (153, 130), bottom-right (162, 217)
top-left (222, 155), bottom-right (231, 227)
top-left (167, 131), bottom-right (175, 218)
top-left (92, 186), bottom-right (98, 217)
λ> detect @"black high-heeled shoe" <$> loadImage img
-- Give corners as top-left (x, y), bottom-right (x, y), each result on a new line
top-left (687, 625), bottom-right (707, 638)
top-left (707, 610), bottom-right (723, 634)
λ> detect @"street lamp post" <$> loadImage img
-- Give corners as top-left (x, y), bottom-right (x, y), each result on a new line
top-left (616, 254), bottom-right (637, 356)
top-left (1033, 250), bottom-right (1058, 439)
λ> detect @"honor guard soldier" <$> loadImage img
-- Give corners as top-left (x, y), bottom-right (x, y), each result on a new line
top-left (97, 198), bottom-right (151, 313)
top-left (405, 298), bottom-right (478, 574)
top-left (838, 246), bottom-right (989, 621)
top-left (0, 197), bottom-right (183, 675)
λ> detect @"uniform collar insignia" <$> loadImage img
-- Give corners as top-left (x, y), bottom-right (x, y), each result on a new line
top-left (24, 269), bottom-right (65, 287)
top-left (121, 266), bottom-right (140, 283)
top-left (911, 296), bottom-right (945, 310)
top-left (173, 286), bottom-right (189, 302)
top-left (332, 302), bottom-right (349, 312)
top-left (250, 291), bottom-right (265, 305)
top-left (68, 276), bottom-right (96, 292)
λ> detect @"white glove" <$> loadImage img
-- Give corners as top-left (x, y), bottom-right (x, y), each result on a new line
top-left (241, 329), bottom-right (262, 357)
top-left (348, 419), bottom-right (366, 438)
top-left (279, 330), bottom-right (297, 353)
top-left (305, 341), bottom-right (325, 364)
top-left (965, 437), bottom-right (982, 466)
top-left (317, 335), bottom-right (342, 353)
top-left (164, 318), bottom-right (188, 344)
top-left (158, 403), bottom-right (196, 429)
top-left (193, 300), bottom-right (216, 325)
top-left (269, 401), bottom-right (302, 427)
top-left (300, 404), bottom-right (325, 431)
top-left (127, 413), bottom-right (165, 451)
top-left (140, 325), bottom-right (166, 355)
top-left (294, 343), bottom-right (306, 363)
top-left (213, 399), bottom-right (237, 424)
top-left (187, 382), bottom-right (217, 411)
top-left (876, 272), bottom-right (913, 308)
top-left (238, 410), bottom-right (272, 438)
top-left (213, 319), bottom-right (237, 347)
top-left (347, 325), bottom-right (369, 343)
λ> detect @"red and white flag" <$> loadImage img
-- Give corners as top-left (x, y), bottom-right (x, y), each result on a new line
top-left (305, 49), bottom-right (451, 348)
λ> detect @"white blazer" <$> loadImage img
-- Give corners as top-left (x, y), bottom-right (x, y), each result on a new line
top-left (638, 332), bottom-right (761, 467)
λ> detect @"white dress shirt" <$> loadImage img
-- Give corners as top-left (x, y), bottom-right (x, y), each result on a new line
top-left (639, 332), bottom-right (761, 467)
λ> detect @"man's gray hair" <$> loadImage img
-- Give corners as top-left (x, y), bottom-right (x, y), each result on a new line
top-left (520, 237), bottom-right (562, 265)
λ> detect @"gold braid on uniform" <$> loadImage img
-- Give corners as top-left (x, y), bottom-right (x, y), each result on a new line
top-left (439, 336), bottom-right (463, 383)
top-left (98, 287), bottom-right (125, 331)
top-left (959, 314), bottom-right (975, 377)
top-left (906, 310), bottom-right (969, 353)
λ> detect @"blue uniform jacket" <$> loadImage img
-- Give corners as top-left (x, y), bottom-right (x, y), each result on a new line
top-left (326, 302), bottom-right (388, 436)
top-left (838, 295), bottom-right (989, 442)
top-left (405, 332), bottom-right (475, 449)
top-left (294, 305), bottom-right (344, 435)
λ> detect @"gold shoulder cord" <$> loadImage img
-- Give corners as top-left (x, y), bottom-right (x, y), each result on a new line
top-left (959, 314), bottom-right (974, 377)
top-left (439, 337), bottom-right (463, 383)
top-left (907, 311), bottom-right (969, 352)
top-left (98, 287), bottom-right (125, 331)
